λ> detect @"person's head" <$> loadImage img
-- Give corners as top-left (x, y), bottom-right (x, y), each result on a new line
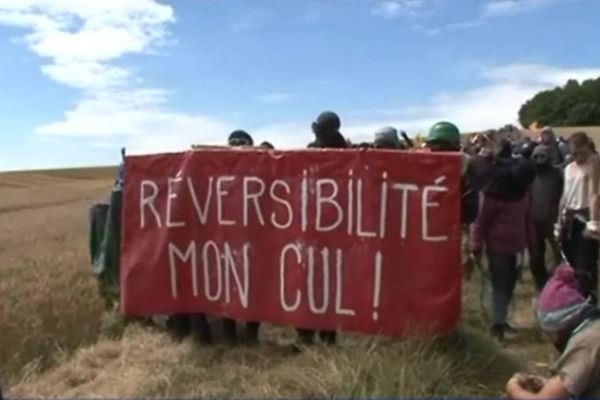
top-left (373, 126), bottom-right (401, 149)
top-left (536, 264), bottom-right (594, 351)
top-left (540, 127), bottom-right (555, 145)
top-left (425, 121), bottom-right (460, 152)
top-left (520, 140), bottom-right (537, 159)
top-left (569, 131), bottom-right (594, 164)
top-left (532, 144), bottom-right (550, 168)
top-left (312, 111), bottom-right (341, 141)
top-left (490, 129), bottom-right (513, 158)
top-left (228, 130), bottom-right (254, 147)
top-left (259, 141), bottom-right (274, 150)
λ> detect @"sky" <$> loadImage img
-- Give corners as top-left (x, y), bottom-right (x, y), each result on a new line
top-left (0, 0), bottom-right (599, 171)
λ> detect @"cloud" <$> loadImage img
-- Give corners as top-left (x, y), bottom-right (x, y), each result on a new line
top-left (222, 63), bottom-right (600, 151)
top-left (231, 10), bottom-right (271, 32)
top-left (255, 92), bottom-right (294, 104)
top-left (415, 0), bottom-right (570, 35)
top-left (344, 63), bottom-right (600, 137)
top-left (371, 0), bottom-right (426, 18)
top-left (0, 0), bottom-right (241, 155)
top-left (482, 0), bottom-right (568, 17)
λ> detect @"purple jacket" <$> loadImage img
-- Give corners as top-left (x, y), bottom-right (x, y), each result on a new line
top-left (471, 192), bottom-right (530, 254)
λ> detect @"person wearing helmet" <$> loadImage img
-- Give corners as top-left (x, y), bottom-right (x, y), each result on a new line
top-left (224, 131), bottom-right (262, 344)
top-left (425, 122), bottom-right (479, 225)
top-left (308, 111), bottom-right (347, 149)
top-left (259, 141), bottom-right (275, 150)
top-left (295, 112), bottom-right (345, 351)
top-left (426, 121), bottom-right (461, 152)
top-left (373, 126), bottom-right (402, 149)
top-left (228, 130), bottom-right (254, 147)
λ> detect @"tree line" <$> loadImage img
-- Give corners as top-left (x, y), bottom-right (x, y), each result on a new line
top-left (519, 76), bottom-right (600, 128)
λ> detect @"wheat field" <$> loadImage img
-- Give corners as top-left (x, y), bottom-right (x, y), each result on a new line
top-left (0, 167), bottom-right (553, 397)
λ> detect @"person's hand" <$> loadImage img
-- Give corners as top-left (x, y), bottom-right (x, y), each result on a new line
top-left (506, 374), bottom-right (524, 397)
top-left (553, 222), bottom-right (562, 241)
top-left (471, 249), bottom-right (483, 265)
top-left (517, 374), bottom-right (546, 393)
top-left (584, 221), bottom-right (600, 240)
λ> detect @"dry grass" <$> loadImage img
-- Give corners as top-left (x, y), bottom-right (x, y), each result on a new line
top-left (0, 167), bottom-right (554, 397)
top-left (8, 322), bottom-right (521, 398)
top-left (0, 169), bottom-right (110, 383)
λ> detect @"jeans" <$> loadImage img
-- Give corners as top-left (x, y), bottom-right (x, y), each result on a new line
top-left (528, 220), bottom-right (562, 292)
top-left (488, 251), bottom-right (519, 326)
top-left (561, 218), bottom-right (599, 304)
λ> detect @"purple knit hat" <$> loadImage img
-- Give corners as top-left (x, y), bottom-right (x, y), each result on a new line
top-left (536, 263), bottom-right (592, 333)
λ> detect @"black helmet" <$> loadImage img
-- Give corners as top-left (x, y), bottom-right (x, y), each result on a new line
top-left (228, 130), bottom-right (254, 146)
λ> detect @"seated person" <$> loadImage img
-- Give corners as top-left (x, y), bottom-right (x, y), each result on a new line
top-left (506, 264), bottom-right (600, 399)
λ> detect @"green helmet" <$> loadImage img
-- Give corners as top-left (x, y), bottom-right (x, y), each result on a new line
top-left (426, 121), bottom-right (460, 146)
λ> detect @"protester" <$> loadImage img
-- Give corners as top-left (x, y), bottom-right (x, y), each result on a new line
top-left (373, 126), bottom-right (402, 149)
top-left (540, 127), bottom-right (565, 167)
top-left (471, 132), bottom-right (534, 341)
top-left (295, 111), bottom-right (348, 349)
top-left (308, 111), bottom-right (347, 149)
top-left (226, 130), bottom-right (261, 345)
top-left (528, 144), bottom-right (564, 292)
top-left (558, 136), bottom-right (570, 161)
top-left (228, 130), bottom-right (254, 147)
top-left (400, 130), bottom-right (414, 149)
top-left (506, 265), bottom-right (600, 399)
top-left (557, 132), bottom-right (600, 304)
top-left (114, 147), bottom-right (126, 189)
top-left (259, 141), bottom-right (275, 149)
top-left (517, 137), bottom-right (538, 160)
top-left (425, 121), bottom-right (479, 225)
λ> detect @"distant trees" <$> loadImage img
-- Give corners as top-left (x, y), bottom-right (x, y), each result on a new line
top-left (518, 77), bottom-right (600, 128)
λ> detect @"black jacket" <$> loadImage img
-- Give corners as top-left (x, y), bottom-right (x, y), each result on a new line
top-left (309, 132), bottom-right (347, 149)
top-left (530, 164), bottom-right (564, 224)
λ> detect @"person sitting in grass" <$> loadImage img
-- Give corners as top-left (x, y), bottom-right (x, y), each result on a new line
top-left (506, 264), bottom-right (600, 399)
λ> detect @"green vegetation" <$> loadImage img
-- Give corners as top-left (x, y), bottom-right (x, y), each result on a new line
top-left (519, 77), bottom-right (600, 128)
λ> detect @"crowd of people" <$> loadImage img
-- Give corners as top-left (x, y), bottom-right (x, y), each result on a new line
top-left (112, 111), bottom-right (600, 398)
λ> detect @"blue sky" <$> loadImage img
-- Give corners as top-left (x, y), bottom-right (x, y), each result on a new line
top-left (0, 0), bottom-right (599, 171)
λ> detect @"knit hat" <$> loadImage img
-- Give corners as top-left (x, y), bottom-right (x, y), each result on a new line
top-left (536, 264), bottom-right (593, 333)
top-left (374, 126), bottom-right (400, 147)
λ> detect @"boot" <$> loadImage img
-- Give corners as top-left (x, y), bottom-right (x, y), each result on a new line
top-left (190, 313), bottom-right (212, 345)
top-left (245, 322), bottom-right (260, 346)
top-left (222, 318), bottom-right (238, 344)
top-left (166, 314), bottom-right (191, 341)
top-left (319, 330), bottom-right (337, 345)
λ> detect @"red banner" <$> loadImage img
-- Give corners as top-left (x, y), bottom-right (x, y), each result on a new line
top-left (121, 149), bottom-right (462, 337)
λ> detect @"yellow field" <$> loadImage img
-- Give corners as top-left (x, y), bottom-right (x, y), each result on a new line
top-left (0, 167), bottom-right (553, 397)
